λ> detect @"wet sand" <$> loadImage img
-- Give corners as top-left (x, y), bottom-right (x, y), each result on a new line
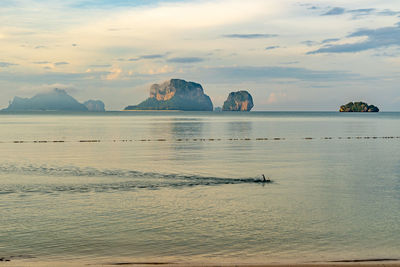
top-left (2, 260), bottom-right (400, 267)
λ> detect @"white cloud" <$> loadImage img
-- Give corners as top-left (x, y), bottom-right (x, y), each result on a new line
top-left (15, 83), bottom-right (78, 95)
top-left (138, 65), bottom-right (174, 75)
top-left (104, 67), bottom-right (122, 80)
top-left (91, 0), bottom-right (279, 32)
top-left (266, 92), bottom-right (288, 104)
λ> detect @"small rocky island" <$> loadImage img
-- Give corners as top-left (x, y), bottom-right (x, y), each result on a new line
top-left (124, 79), bottom-right (213, 111)
top-left (84, 100), bottom-right (106, 112)
top-left (222, 90), bottom-right (254, 111)
top-left (3, 88), bottom-right (106, 112)
top-left (339, 102), bottom-right (379, 112)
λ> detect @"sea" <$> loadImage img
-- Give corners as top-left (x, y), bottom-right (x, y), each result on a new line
top-left (0, 111), bottom-right (399, 265)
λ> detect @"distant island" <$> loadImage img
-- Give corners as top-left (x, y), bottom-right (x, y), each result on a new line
top-left (340, 102), bottom-right (379, 112)
top-left (124, 79), bottom-right (213, 111)
top-left (222, 91), bottom-right (253, 111)
top-left (3, 88), bottom-right (105, 112)
top-left (84, 100), bottom-right (106, 112)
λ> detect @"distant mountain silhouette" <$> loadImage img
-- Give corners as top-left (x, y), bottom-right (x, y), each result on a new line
top-left (4, 89), bottom-right (88, 111)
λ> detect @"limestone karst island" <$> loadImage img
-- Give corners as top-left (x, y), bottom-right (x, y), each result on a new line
top-left (3, 88), bottom-right (105, 112)
top-left (124, 79), bottom-right (254, 112)
top-left (1, 82), bottom-right (382, 114)
top-left (339, 102), bottom-right (379, 112)
top-left (2, 79), bottom-right (256, 112)
top-left (124, 79), bottom-right (213, 111)
top-left (222, 91), bottom-right (254, 111)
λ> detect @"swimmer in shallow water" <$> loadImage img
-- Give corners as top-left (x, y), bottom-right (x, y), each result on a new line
top-left (262, 174), bottom-right (271, 183)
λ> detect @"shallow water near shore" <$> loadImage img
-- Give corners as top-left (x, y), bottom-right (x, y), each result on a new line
top-left (0, 111), bottom-right (399, 264)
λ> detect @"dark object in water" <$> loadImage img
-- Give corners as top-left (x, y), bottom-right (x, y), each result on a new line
top-left (261, 174), bottom-right (271, 183)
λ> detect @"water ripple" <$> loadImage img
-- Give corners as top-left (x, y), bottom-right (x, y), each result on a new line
top-left (0, 164), bottom-right (269, 195)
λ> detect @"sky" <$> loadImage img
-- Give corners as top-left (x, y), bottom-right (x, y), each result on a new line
top-left (1, 0), bottom-right (400, 111)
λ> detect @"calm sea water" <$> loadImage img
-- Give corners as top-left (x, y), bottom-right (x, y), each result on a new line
top-left (0, 111), bottom-right (399, 264)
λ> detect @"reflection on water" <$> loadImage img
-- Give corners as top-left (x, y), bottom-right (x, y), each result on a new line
top-left (171, 118), bottom-right (204, 137)
top-left (226, 120), bottom-right (253, 137)
top-left (0, 112), bottom-right (400, 264)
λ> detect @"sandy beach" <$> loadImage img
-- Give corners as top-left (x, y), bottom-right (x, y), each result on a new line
top-left (2, 259), bottom-right (400, 267)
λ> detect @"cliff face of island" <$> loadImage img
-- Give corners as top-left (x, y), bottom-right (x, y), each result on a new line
top-left (124, 79), bottom-right (213, 111)
top-left (84, 100), bottom-right (105, 112)
top-left (340, 102), bottom-right (379, 112)
top-left (3, 89), bottom-right (89, 111)
top-left (222, 91), bottom-right (254, 111)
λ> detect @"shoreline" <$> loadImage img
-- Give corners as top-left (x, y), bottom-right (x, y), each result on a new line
top-left (3, 258), bottom-right (400, 267)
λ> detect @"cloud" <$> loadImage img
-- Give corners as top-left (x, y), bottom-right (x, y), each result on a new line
top-left (308, 43), bottom-right (372, 54)
top-left (104, 67), bottom-right (122, 80)
top-left (89, 64), bottom-right (112, 68)
top-left (348, 8), bottom-right (375, 15)
top-left (140, 54), bottom-right (164, 59)
top-left (308, 23), bottom-right (400, 54)
top-left (348, 8), bottom-right (377, 19)
top-left (192, 66), bottom-right (357, 82)
top-left (0, 70), bottom-right (93, 84)
top-left (223, 33), bottom-right (278, 39)
top-left (0, 0), bottom-right (16, 7)
top-left (322, 7), bottom-right (345, 16)
top-left (17, 83), bottom-right (79, 94)
top-left (34, 45), bottom-right (47, 49)
top-left (71, 0), bottom-right (184, 9)
top-left (167, 57), bottom-right (204, 63)
top-left (280, 61), bottom-right (299, 65)
top-left (321, 7), bottom-right (398, 18)
top-left (0, 62), bottom-right (18, 67)
top-left (266, 92), bottom-right (287, 104)
top-left (301, 40), bottom-right (318, 47)
top-left (378, 9), bottom-right (400, 16)
top-left (128, 54), bottom-right (165, 61)
top-left (321, 38), bottom-right (340, 44)
top-left (373, 51), bottom-right (400, 58)
top-left (54, 62), bottom-right (69, 66)
top-left (33, 61), bottom-right (51, 64)
top-left (265, 46), bottom-right (280, 50)
top-left (81, 0), bottom-right (276, 33)
top-left (302, 39), bottom-right (340, 48)
top-left (138, 65), bottom-right (174, 75)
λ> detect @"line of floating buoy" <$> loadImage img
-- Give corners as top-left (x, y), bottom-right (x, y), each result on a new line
top-left (3, 136), bottom-right (400, 144)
